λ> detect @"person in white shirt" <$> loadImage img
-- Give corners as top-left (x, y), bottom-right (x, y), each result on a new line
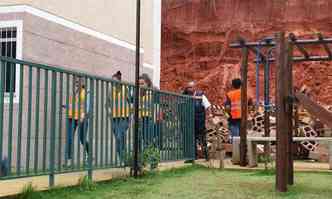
top-left (183, 81), bottom-right (211, 160)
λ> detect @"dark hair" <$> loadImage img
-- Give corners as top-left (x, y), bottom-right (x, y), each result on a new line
top-left (112, 71), bottom-right (122, 80)
top-left (139, 73), bottom-right (153, 88)
top-left (232, 78), bottom-right (242, 89)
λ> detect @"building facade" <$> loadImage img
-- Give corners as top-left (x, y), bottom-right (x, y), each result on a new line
top-left (0, 1), bottom-right (161, 170)
top-left (0, 0), bottom-right (162, 86)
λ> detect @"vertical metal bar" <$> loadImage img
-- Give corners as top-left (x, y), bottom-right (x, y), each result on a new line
top-left (64, 74), bottom-right (70, 166)
top-left (275, 32), bottom-right (288, 192)
top-left (0, 61), bottom-right (5, 163)
top-left (240, 46), bottom-right (249, 167)
top-left (175, 96), bottom-right (180, 160)
top-left (88, 78), bottom-right (94, 180)
top-left (76, 77), bottom-right (82, 170)
top-left (191, 98), bottom-right (195, 159)
top-left (114, 82), bottom-right (119, 166)
top-left (133, 0), bottom-right (141, 177)
top-left (7, 61), bottom-right (15, 175)
top-left (122, 84), bottom-right (127, 167)
top-left (34, 68), bottom-right (40, 174)
top-left (143, 89), bottom-right (148, 153)
top-left (70, 75), bottom-right (76, 171)
top-left (49, 71), bottom-right (57, 187)
top-left (57, 72), bottom-right (63, 171)
top-left (94, 80), bottom-right (99, 167)
top-left (264, 49), bottom-right (272, 168)
top-left (16, 64), bottom-right (24, 175)
top-left (82, 77), bottom-right (88, 168)
top-left (110, 82), bottom-right (114, 166)
top-left (100, 81), bottom-right (104, 167)
top-left (127, 85), bottom-right (133, 164)
top-left (26, 66), bottom-right (33, 174)
top-left (105, 82), bottom-right (109, 166)
top-left (166, 94), bottom-right (170, 161)
top-left (42, 70), bottom-right (49, 172)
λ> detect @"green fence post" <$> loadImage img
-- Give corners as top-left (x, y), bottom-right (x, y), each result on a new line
top-left (7, 61), bottom-right (15, 175)
top-left (26, 66), bottom-right (33, 174)
top-left (100, 81), bottom-right (105, 168)
top-left (95, 80), bottom-right (99, 168)
top-left (34, 68), bottom-right (41, 174)
top-left (88, 78), bottom-right (94, 180)
top-left (42, 70), bottom-right (49, 172)
top-left (16, 64), bottom-right (24, 176)
top-left (49, 71), bottom-right (57, 187)
top-left (0, 60), bottom-right (5, 164)
top-left (105, 82), bottom-right (109, 166)
top-left (57, 72), bottom-right (63, 172)
top-left (76, 76), bottom-right (82, 170)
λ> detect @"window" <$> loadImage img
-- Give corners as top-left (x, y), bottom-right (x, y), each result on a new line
top-left (0, 21), bottom-right (23, 103)
top-left (1, 27), bottom-right (17, 93)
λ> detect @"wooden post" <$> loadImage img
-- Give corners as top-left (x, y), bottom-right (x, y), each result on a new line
top-left (286, 39), bottom-right (294, 185)
top-left (240, 46), bottom-right (249, 167)
top-left (275, 32), bottom-right (288, 192)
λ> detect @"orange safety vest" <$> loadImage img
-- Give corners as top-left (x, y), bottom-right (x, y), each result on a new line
top-left (68, 88), bottom-right (86, 120)
top-left (227, 89), bottom-right (241, 119)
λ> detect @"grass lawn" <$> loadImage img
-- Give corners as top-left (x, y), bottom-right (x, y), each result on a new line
top-left (18, 165), bottom-right (332, 199)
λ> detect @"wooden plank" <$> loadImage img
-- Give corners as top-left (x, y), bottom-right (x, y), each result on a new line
top-left (240, 46), bottom-right (249, 167)
top-left (233, 136), bottom-right (332, 142)
top-left (295, 92), bottom-right (332, 129)
top-left (275, 32), bottom-right (288, 192)
top-left (286, 39), bottom-right (294, 186)
top-left (317, 33), bottom-right (332, 58)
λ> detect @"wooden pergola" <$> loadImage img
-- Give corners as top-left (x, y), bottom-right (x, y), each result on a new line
top-left (230, 32), bottom-right (332, 192)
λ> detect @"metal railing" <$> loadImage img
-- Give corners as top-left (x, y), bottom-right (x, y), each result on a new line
top-left (0, 56), bottom-right (195, 183)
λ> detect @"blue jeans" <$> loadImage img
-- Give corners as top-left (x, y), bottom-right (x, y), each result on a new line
top-left (66, 119), bottom-right (89, 160)
top-left (112, 118), bottom-right (130, 162)
top-left (229, 120), bottom-right (241, 143)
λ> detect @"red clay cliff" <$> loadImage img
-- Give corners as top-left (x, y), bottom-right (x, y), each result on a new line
top-left (161, 0), bottom-right (332, 105)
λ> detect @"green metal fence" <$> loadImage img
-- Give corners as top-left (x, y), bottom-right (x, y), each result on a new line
top-left (0, 56), bottom-right (195, 183)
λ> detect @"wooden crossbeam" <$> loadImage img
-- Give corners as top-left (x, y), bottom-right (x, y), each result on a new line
top-left (289, 33), bottom-right (309, 59)
top-left (295, 92), bottom-right (332, 129)
top-left (317, 33), bottom-right (332, 58)
top-left (230, 36), bottom-right (332, 48)
top-left (254, 55), bottom-right (332, 63)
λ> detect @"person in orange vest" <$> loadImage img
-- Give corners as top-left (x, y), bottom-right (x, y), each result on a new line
top-left (106, 71), bottom-right (132, 164)
top-left (64, 77), bottom-right (90, 166)
top-left (225, 78), bottom-right (242, 142)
